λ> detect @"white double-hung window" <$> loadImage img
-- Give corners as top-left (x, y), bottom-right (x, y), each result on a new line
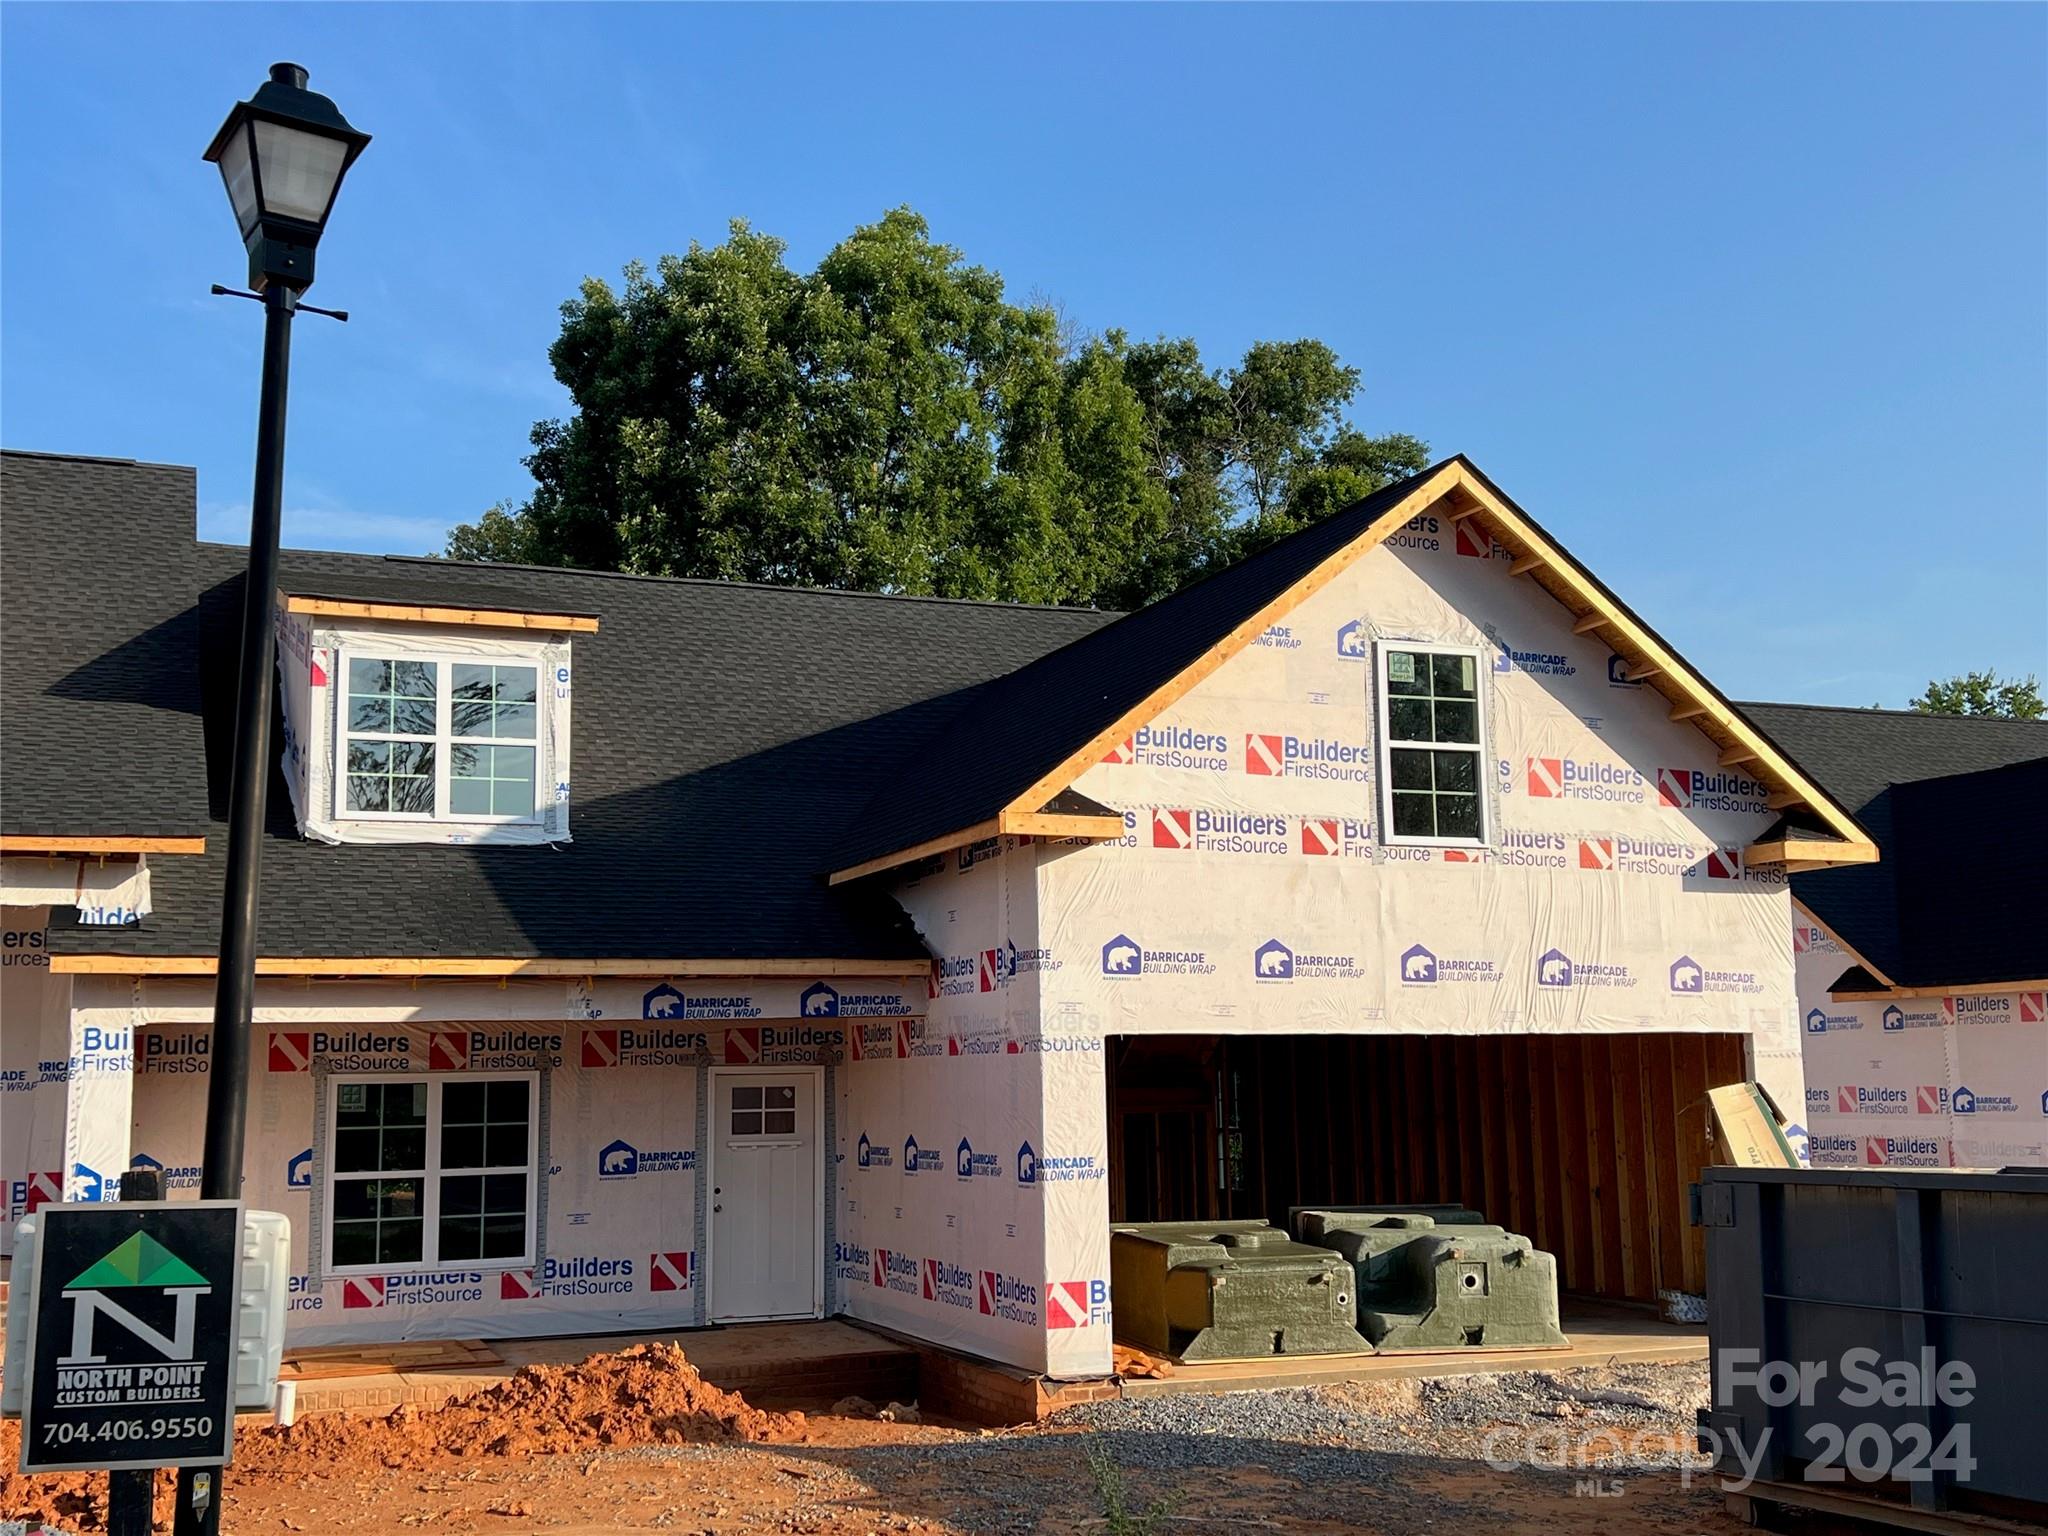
top-left (1376, 643), bottom-right (1490, 847)
top-left (339, 655), bottom-right (540, 822)
top-left (324, 1075), bottom-right (537, 1273)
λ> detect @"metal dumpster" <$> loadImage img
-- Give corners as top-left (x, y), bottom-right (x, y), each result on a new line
top-left (1109, 1222), bottom-right (1371, 1361)
top-left (1696, 1166), bottom-right (2048, 1529)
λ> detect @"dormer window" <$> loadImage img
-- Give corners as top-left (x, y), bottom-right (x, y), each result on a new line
top-left (340, 656), bottom-right (541, 822)
top-left (273, 577), bottom-right (591, 846)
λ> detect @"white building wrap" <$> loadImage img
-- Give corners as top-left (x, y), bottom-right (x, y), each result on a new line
top-left (103, 974), bottom-right (918, 1345)
top-left (1794, 915), bottom-right (2047, 1170)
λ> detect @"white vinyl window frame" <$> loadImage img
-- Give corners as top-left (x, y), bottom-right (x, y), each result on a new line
top-left (1374, 640), bottom-right (1493, 850)
top-left (321, 1071), bottom-right (540, 1277)
top-left (333, 647), bottom-right (544, 825)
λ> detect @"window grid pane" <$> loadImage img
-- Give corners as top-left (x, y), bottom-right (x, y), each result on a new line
top-left (329, 1079), bottom-right (531, 1272)
top-left (1383, 647), bottom-right (1485, 845)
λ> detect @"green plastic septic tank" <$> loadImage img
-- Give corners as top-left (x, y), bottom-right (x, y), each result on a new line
top-left (1108, 1221), bottom-right (1373, 1362)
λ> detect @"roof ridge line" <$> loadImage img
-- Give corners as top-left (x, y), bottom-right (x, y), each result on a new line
top-left (202, 543), bottom-right (1124, 619)
top-left (1740, 698), bottom-right (2048, 724)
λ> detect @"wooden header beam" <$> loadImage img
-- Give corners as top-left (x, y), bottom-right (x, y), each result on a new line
top-left (0, 836), bottom-right (204, 856)
top-left (49, 955), bottom-right (932, 979)
top-left (1748, 838), bottom-right (1879, 868)
top-left (284, 595), bottom-right (599, 634)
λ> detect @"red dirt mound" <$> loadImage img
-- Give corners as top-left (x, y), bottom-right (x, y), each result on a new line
top-left (0, 1343), bottom-right (804, 1529)
top-left (242, 1343), bottom-right (805, 1471)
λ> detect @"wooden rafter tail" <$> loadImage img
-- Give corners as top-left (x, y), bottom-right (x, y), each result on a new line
top-left (1570, 612), bottom-right (1608, 635)
top-left (1445, 469), bottom-right (1871, 849)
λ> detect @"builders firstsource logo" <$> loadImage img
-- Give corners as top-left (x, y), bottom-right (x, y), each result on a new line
top-left (1101, 933), bottom-right (1214, 978)
top-left (1149, 807), bottom-right (1291, 856)
top-left (139, 1030), bottom-right (209, 1075)
top-left (1523, 756), bottom-right (1647, 805)
top-left (427, 1028), bottom-right (565, 1071)
top-left (833, 1242), bottom-right (871, 1284)
top-left (1244, 732), bottom-right (1371, 782)
top-left (1864, 1135), bottom-right (1948, 1168)
top-left (1046, 1278), bottom-right (1111, 1330)
top-left (924, 1258), bottom-right (975, 1310)
top-left (268, 1030), bottom-right (410, 1072)
top-left (1656, 766), bottom-right (1770, 815)
top-left (580, 1025), bottom-right (710, 1069)
top-left (874, 1249), bottom-right (919, 1296)
top-left (1299, 816), bottom-right (1373, 857)
top-left (977, 1270), bottom-right (1039, 1325)
top-left (1100, 725), bottom-right (1230, 773)
top-left (1834, 1086), bottom-right (1909, 1117)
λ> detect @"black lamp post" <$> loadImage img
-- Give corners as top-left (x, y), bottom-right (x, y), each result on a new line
top-left (161, 63), bottom-right (368, 1536)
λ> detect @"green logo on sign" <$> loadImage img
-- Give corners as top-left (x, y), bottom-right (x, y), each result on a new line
top-left (67, 1232), bottom-right (210, 1291)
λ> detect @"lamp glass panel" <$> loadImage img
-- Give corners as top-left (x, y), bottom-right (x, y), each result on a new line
top-left (218, 127), bottom-right (260, 235)
top-left (252, 118), bottom-right (348, 224)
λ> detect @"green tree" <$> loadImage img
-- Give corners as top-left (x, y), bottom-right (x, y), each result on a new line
top-left (1909, 671), bottom-right (2045, 719)
top-left (442, 501), bottom-right (541, 564)
top-left (450, 208), bottom-right (1424, 607)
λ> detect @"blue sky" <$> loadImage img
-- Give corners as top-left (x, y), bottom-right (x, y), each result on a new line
top-left (4, 4), bottom-right (2043, 706)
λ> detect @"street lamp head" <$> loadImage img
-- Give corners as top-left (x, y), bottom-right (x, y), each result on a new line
top-left (203, 62), bottom-right (370, 294)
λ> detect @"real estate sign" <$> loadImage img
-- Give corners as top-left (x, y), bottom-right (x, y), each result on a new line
top-left (19, 1200), bottom-right (242, 1473)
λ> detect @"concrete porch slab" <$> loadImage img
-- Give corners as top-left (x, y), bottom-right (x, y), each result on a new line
top-left (1114, 1300), bottom-right (1706, 1398)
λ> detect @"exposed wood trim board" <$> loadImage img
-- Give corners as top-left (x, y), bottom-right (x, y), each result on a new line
top-left (1446, 470), bottom-right (1870, 848)
top-left (827, 818), bottom-right (1004, 886)
top-left (996, 810), bottom-right (1126, 840)
top-left (1835, 980), bottom-right (2048, 1002)
top-left (0, 836), bottom-right (205, 855)
top-left (283, 595), bottom-right (599, 633)
top-left (49, 955), bottom-right (931, 979)
top-left (1748, 838), bottom-right (1879, 867)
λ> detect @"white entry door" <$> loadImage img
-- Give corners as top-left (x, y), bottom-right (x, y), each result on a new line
top-left (708, 1067), bottom-right (822, 1322)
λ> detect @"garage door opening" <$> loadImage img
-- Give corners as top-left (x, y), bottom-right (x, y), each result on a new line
top-left (1105, 1031), bottom-right (1747, 1304)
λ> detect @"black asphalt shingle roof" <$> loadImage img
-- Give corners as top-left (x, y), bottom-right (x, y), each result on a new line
top-left (277, 567), bottom-right (602, 619)
top-left (828, 463), bottom-right (1458, 873)
top-left (1, 452), bottom-right (210, 839)
top-left (1739, 701), bottom-right (2048, 989)
top-left (6, 447), bottom-right (1115, 961)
